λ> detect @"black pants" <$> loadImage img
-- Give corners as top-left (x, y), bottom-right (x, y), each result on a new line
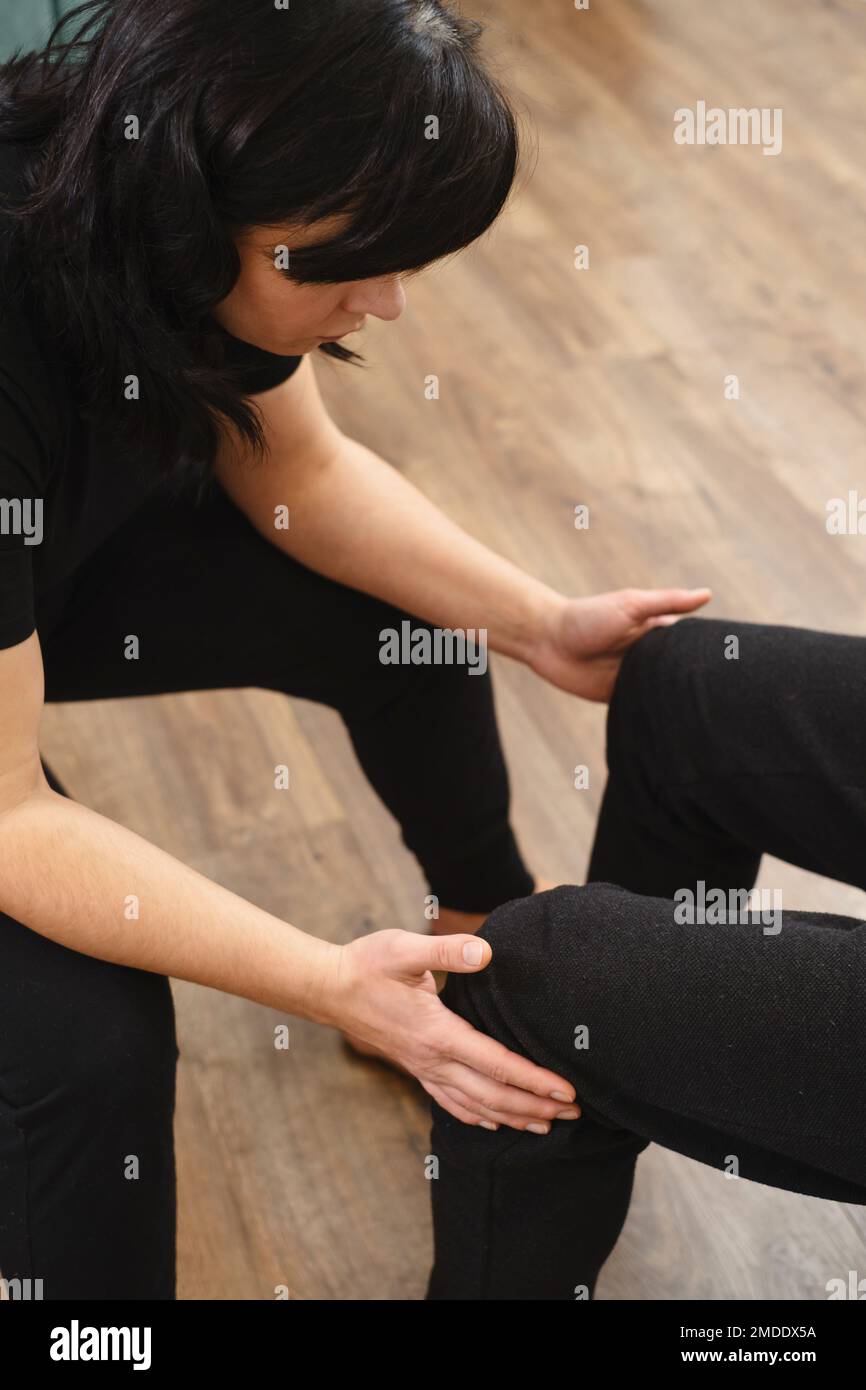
top-left (0, 482), bottom-right (533, 1300)
top-left (428, 617), bottom-right (866, 1300)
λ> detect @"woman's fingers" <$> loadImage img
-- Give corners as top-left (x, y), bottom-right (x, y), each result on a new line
top-left (623, 586), bottom-right (712, 623)
top-left (389, 934), bottom-right (579, 1118)
top-left (428, 1074), bottom-right (581, 1133)
top-left (434, 1081), bottom-right (551, 1132)
top-left (425, 1081), bottom-right (532, 1133)
top-left (435, 1007), bottom-right (577, 1108)
top-left (424, 1082), bottom-right (500, 1130)
top-left (340, 930), bottom-right (578, 1131)
top-left (434, 1058), bottom-right (580, 1127)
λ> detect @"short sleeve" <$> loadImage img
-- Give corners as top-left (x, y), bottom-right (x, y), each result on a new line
top-left (0, 321), bottom-right (51, 651)
top-left (0, 146), bottom-right (57, 650)
top-left (0, 547), bottom-right (35, 650)
top-left (220, 332), bottom-right (305, 396)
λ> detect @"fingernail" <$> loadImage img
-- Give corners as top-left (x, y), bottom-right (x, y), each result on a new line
top-left (550, 1090), bottom-right (573, 1103)
top-left (462, 941), bottom-right (483, 965)
top-left (556, 1109), bottom-right (580, 1120)
top-left (480, 1121), bottom-right (498, 1131)
top-left (527, 1122), bottom-right (549, 1135)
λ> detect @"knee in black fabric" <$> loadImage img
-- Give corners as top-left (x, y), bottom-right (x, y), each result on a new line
top-left (602, 618), bottom-right (759, 867)
top-left (428, 885), bottom-right (651, 1300)
top-left (608, 615), bottom-right (804, 789)
top-left (607, 618), bottom-right (716, 780)
top-left (438, 883), bottom-right (643, 1098)
top-left (614, 615), bottom-right (727, 702)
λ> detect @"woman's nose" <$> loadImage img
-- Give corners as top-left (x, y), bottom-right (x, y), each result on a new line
top-left (344, 276), bottom-right (406, 322)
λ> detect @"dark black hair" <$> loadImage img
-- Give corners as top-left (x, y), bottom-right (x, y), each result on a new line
top-left (0, 0), bottom-right (521, 485)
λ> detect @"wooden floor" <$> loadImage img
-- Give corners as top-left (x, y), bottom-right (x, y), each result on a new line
top-left (41, 0), bottom-right (866, 1299)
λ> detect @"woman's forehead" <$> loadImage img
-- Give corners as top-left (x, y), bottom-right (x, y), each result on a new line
top-left (243, 209), bottom-right (355, 252)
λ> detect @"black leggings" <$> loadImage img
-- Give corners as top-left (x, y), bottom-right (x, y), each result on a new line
top-left (428, 617), bottom-right (866, 1300)
top-left (0, 481), bottom-right (533, 1300)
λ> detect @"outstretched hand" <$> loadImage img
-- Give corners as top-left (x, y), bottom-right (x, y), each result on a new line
top-left (529, 587), bottom-right (712, 702)
top-left (327, 929), bottom-right (579, 1132)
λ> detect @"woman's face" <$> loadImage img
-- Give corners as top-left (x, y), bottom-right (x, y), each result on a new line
top-left (213, 213), bottom-right (407, 356)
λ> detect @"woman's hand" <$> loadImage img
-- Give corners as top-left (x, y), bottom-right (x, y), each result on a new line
top-left (320, 930), bottom-right (580, 1132)
top-left (527, 587), bottom-right (712, 703)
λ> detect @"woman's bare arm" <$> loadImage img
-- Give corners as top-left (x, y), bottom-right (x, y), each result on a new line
top-left (216, 360), bottom-right (711, 703)
top-left (0, 632), bottom-right (578, 1130)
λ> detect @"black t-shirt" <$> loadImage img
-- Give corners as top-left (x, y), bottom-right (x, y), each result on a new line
top-left (0, 140), bottom-right (303, 653)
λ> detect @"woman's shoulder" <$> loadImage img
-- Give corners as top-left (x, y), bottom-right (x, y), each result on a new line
top-left (0, 312), bottom-right (62, 496)
top-left (0, 170), bottom-right (66, 486)
top-left (0, 139), bottom-right (71, 454)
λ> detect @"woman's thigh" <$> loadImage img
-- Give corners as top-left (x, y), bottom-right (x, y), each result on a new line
top-left (41, 479), bottom-right (431, 713)
top-left (0, 913), bottom-right (178, 1300)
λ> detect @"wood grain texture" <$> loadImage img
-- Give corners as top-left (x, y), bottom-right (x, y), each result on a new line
top-left (39, 0), bottom-right (866, 1299)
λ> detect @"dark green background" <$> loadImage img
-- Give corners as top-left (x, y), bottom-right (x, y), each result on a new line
top-left (0, 1), bottom-right (82, 59)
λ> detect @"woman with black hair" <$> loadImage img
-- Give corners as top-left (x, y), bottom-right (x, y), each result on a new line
top-left (0, 0), bottom-right (708, 1299)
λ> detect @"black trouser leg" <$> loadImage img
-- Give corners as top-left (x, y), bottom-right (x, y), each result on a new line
top-left (428, 883), bottom-right (866, 1300)
top-left (588, 617), bottom-right (866, 897)
top-left (0, 914), bottom-right (178, 1300)
top-left (428, 619), bottom-right (866, 1300)
top-left (42, 482), bottom-right (534, 912)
